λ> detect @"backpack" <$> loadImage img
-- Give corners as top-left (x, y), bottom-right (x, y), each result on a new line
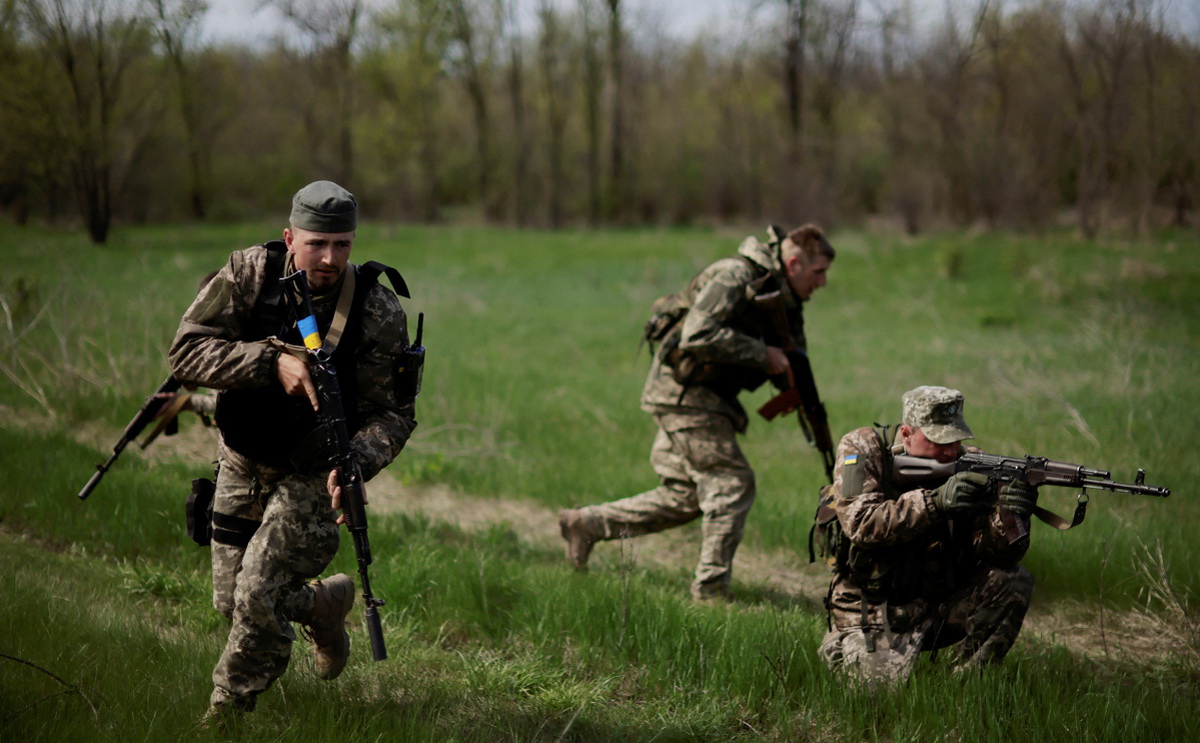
top-left (809, 484), bottom-right (846, 572)
top-left (640, 253), bottom-right (770, 388)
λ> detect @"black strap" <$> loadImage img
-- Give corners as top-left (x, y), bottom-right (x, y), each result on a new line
top-left (359, 260), bottom-right (410, 298)
top-left (259, 239), bottom-right (289, 318)
top-left (211, 511), bottom-right (261, 549)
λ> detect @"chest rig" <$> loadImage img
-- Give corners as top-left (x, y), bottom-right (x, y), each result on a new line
top-left (215, 240), bottom-right (409, 470)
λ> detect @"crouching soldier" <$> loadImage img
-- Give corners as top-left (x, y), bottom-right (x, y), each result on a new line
top-left (818, 386), bottom-right (1035, 686)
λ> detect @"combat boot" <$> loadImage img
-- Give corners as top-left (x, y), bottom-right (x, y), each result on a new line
top-left (306, 573), bottom-right (355, 680)
top-left (558, 508), bottom-right (596, 571)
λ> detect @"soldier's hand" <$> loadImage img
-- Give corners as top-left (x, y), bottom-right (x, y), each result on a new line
top-left (932, 472), bottom-right (993, 516)
top-left (277, 352), bottom-right (319, 410)
top-left (765, 346), bottom-right (794, 388)
top-left (327, 468), bottom-right (368, 526)
top-left (999, 480), bottom-right (1037, 518)
top-left (328, 470), bottom-right (345, 524)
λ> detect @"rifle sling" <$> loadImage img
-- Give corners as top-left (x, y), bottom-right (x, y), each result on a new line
top-left (1031, 497), bottom-right (1088, 531)
top-left (320, 265), bottom-right (356, 354)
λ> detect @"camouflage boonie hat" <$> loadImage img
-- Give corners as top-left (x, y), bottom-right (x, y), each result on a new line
top-left (901, 386), bottom-right (974, 444)
top-left (290, 180), bottom-right (357, 233)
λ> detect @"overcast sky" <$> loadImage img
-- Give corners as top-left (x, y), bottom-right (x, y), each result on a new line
top-left (199, 0), bottom-right (754, 46)
top-left (200, 0), bottom-right (1198, 47)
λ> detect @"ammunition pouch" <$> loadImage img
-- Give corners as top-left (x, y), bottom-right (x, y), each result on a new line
top-left (186, 477), bottom-right (215, 547)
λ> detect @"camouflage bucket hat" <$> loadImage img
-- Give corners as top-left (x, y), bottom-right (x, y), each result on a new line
top-left (290, 180), bottom-right (357, 233)
top-left (901, 385), bottom-right (974, 444)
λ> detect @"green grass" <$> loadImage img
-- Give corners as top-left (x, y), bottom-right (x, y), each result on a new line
top-left (1, 221), bottom-right (1197, 740)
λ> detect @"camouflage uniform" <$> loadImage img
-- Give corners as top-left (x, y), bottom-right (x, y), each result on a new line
top-left (574, 236), bottom-right (805, 599)
top-left (818, 424), bottom-right (1034, 685)
top-left (169, 243), bottom-right (416, 712)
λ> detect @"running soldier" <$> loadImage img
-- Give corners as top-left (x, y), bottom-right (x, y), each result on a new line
top-left (170, 181), bottom-right (418, 722)
top-left (559, 225), bottom-right (834, 600)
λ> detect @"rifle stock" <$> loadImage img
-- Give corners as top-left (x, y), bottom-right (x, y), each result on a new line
top-left (78, 375), bottom-right (183, 500)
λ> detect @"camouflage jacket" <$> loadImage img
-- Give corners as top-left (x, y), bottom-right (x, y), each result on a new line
top-left (169, 244), bottom-right (416, 481)
top-left (640, 236), bottom-right (805, 431)
top-left (826, 426), bottom-right (1029, 630)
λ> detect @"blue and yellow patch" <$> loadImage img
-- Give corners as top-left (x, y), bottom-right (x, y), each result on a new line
top-left (298, 315), bottom-right (321, 350)
top-left (843, 454), bottom-right (858, 465)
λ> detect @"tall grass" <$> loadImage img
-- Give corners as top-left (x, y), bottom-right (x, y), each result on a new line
top-left (1, 222), bottom-right (1197, 740)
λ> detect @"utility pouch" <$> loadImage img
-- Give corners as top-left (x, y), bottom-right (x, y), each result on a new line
top-left (186, 477), bottom-right (215, 547)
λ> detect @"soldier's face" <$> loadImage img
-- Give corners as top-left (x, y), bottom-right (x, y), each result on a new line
top-left (285, 227), bottom-right (354, 291)
top-left (785, 253), bottom-right (831, 301)
top-left (900, 425), bottom-right (961, 463)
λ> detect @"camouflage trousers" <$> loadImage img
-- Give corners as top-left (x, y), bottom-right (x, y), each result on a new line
top-left (578, 411), bottom-right (755, 599)
top-left (207, 442), bottom-right (340, 710)
top-left (819, 564), bottom-right (1034, 686)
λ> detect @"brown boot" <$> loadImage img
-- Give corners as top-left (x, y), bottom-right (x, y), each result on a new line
top-left (306, 573), bottom-right (355, 680)
top-left (558, 508), bottom-right (596, 571)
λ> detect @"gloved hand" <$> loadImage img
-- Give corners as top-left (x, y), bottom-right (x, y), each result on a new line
top-left (998, 479), bottom-right (1037, 518)
top-left (932, 472), bottom-right (993, 516)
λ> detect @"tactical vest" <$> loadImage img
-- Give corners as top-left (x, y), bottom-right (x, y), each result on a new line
top-left (825, 425), bottom-right (973, 606)
top-left (215, 240), bottom-right (409, 470)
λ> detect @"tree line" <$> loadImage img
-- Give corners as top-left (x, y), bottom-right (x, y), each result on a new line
top-left (0, 0), bottom-right (1196, 243)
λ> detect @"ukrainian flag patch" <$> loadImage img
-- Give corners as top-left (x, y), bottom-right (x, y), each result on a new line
top-left (844, 454), bottom-right (858, 465)
top-left (298, 315), bottom-right (321, 350)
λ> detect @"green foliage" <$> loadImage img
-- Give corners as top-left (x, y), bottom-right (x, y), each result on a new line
top-left (0, 222), bottom-right (1197, 740)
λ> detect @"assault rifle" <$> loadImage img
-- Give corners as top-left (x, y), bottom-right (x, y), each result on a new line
top-left (893, 450), bottom-right (1170, 541)
top-left (753, 288), bottom-right (835, 483)
top-left (280, 270), bottom-right (388, 662)
top-left (78, 375), bottom-right (190, 500)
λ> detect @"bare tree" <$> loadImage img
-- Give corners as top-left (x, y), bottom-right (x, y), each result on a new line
top-left (578, 0), bottom-right (604, 226)
top-left (806, 0), bottom-right (859, 223)
top-left (1057, 0), bottom-right (1139, 237)
top-left (536, 0), bottom-right (573, 228)
top-left (870, 0), bottom-right (926, 233)
top-left (149, 0), bottom-right (212, 219)
top-left (783, 0), bottom-right (806, 168)
top-left (499, 0), bottom-right (531, 225)
top-left (268, 0), bottom-right (362, 186)
top-left (918, 0), bottom-right (992, 226)
top-left (18, 0), bottom-right (154, 243)
top-left (446, 0), bottom-right (500, 217)
top-left (605, 0), bottom-right (625, 222)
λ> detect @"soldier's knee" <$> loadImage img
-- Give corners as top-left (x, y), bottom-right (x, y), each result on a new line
top-left (1008, 564), bottom-right (1035, 602)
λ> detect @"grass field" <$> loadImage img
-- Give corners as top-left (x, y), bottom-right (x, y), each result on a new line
top-left (1, 221), bottom-right (1197, 741)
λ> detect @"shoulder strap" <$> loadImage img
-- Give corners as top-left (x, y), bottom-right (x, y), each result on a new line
top-left (873, 424), bottom-right (897, 499)
top-left (319, 259), bottom-right (408, 356)
top-left (320, 267), bottom-right (356, 354)
top-left (244, 240), bottom-right (290, 340)
top-left (359, 260), bottom-right (410, 298)
top-left (259, 239), bottom-right (288, 310)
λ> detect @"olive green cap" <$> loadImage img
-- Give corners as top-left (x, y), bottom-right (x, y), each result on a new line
top-left (901, 385), bottom-right (974, 444)
top-left (290, 180), bottom-right (357, 233)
